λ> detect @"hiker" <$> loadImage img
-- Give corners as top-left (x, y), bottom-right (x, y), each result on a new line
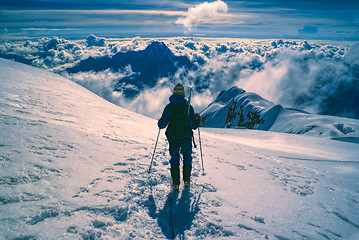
top-left (158, 83), bottom-right (201, 190)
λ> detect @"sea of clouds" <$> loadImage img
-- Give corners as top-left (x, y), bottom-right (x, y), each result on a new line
top-left (1, 35), bottom-right (358, 120)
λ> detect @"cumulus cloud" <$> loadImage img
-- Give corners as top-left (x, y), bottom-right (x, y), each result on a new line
top-left (128, 82), bottom-right (173, 118)
top-left (176, 0), bottom-right (228, 33)
top-left (64, 69), bottom-right (126, 97)
top-left (237, 59), bottom-right (287, 102)
top-left (86, 34), bottom-right (107, 47)
top-left (231, 44), bottom-right (359, 118)
top-left (1, 36), bottom-right (359, 119)
top-left (344, 43), bottom-right (359, 66)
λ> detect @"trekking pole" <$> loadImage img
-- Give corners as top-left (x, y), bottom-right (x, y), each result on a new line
top-left (198, 127), bottom-right (205, 176)
top-left (192, 136), bottom-right (197, 148)
top-left (187, 86), bottom-right (204, 175)
top-left (148, 129), bottom-right (160, 173)
top-left (187, 86), bottom-right (193, 116)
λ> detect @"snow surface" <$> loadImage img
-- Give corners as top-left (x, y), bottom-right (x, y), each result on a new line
top-left (1, 58), bottom-right (359, 239)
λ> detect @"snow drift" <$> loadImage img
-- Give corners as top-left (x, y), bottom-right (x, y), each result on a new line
top-left (1, 58), bottom-right (359, 239)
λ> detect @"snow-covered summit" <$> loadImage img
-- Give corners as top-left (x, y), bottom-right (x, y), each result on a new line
top-left (215, 86), bottom-right (246, 103)
top-left (201, 86), bottom-right (359, 142)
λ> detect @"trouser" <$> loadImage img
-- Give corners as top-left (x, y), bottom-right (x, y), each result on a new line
top-left (168, 137), bottom-right (193, 185)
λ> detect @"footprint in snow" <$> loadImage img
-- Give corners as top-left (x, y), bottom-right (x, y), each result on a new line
top-left (113, 162), bottom-right (127, 166)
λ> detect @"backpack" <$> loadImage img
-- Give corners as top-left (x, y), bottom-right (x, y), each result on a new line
top-left (167, 102), bottom-right (192, 139)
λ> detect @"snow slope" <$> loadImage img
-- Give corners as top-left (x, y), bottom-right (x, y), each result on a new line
top-left (201, 87), bottom-right (359, 142)
top-left (1, 58), bottom-right (359, 239)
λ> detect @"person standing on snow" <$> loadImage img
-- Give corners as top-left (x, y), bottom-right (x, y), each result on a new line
top-left (158, 83), bottom-right (201, 190)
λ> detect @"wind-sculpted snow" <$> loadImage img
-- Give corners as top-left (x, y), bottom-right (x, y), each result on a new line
top-left (201, 86), bottom-right (359, 142)
top-left (1, 36), bottom-right (358, 120)
top-left (1, 59), bottom-right (359, 239)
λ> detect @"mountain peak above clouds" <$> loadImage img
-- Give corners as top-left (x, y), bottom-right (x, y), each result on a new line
top-left (145, 41), bottom-right (174, 60)
top-left (201, 86), bottom-right (359, 142)
top-left (66, 41), bottom-right (194, 98)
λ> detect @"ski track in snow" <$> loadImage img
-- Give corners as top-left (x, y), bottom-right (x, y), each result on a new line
top-left (1, 58), bottom-right (359, 239)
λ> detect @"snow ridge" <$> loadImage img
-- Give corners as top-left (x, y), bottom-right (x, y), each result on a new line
top-left (201, 86), bottom-right (359, 142)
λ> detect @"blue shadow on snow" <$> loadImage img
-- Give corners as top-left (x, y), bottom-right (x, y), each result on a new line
top-left (147, 187), bottom-right (201, 239)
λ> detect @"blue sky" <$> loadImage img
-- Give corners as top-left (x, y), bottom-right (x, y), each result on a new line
top-left (1, 0), bottom-right (358, 41)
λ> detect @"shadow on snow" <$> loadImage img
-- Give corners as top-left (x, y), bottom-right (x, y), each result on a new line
top-left (147, 187), bottom-right (201, 239)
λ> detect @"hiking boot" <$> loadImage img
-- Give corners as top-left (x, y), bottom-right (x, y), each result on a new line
top-left (171, 167), bottom-right (180, 186)
top-left (183, 164), bottom-right (192, 183)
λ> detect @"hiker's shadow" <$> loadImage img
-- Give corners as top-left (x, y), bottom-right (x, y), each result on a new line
top-left (147, 187), bottom-right (201, 239)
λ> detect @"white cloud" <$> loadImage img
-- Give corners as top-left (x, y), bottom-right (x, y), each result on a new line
top-left (1, 36), bottom-right (358, 119)
top-left (128, 82), bottom-right (172, 118)
top-left (237, 59), bottom-right (288, 102)
top-left (176, 0), bottom-right (228, 33)
top-left (344, 43), bottom-right (359, 66)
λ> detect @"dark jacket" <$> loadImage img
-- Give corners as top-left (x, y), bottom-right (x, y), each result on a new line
top-left (158, 95), bottom-right (199, 139)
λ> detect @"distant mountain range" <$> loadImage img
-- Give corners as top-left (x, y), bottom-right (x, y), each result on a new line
top-left (200, 86), bottom-right (359, 143)
top-left (0, 53), bottom-right (34, 65)
top-left (66, 41), bottom-right (194, 98)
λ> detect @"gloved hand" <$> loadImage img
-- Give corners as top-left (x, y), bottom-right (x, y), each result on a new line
top-left (195, 113), bottom-right (201, 124)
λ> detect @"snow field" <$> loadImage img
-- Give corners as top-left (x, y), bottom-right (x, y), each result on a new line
top-left (0, 58), bottom-right (358, 239)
